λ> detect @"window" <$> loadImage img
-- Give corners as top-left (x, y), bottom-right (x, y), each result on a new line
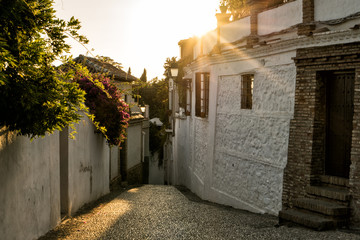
top-left (183, 78), bottom-right (192, 116)
top-left (195, 73), bottom-right (209, 117)
top-left (241, 74), bottom-right (254, 109)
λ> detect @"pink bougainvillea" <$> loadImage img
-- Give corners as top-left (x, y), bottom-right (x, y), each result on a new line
top-left (75, 72), bottom-right (130, 146)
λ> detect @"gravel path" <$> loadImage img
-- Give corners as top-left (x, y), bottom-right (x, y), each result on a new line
top-left (40, 185), bottom-right (360, 240)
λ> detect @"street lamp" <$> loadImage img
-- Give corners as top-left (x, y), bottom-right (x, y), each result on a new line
top-left (168, 64), bottom-right (178, 185)
top-left (168, 64), bottom-right (178, 134)
top-left (170, 67), bottom-right (178, 79)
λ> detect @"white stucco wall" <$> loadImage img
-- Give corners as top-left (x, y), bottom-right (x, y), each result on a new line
top-left (127, 123), bottom-right (142, 169)
top-left (220, 16), bottom-right (251, 43)
top-left (258, 0), bottom-right (302, 35)
top-left (110, 146), bottom-right (119, 181)
top-left (0, 130), bottom-right (60, 240)
top-left (67, 116), bottom-right (110, 215)
top-left (202, 30), bottom-right (217, 55)
top-left (174, 49), bottom-right (297, 215)
top-left (193, 31), bottom-right (217, 59)
top-left (314, 0), bottom-right (360, 22)
top-left (212, 63), bottom-right (296, 214)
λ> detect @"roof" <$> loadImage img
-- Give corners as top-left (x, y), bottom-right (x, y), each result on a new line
top-left (74, 55), bottom-right (138, 82)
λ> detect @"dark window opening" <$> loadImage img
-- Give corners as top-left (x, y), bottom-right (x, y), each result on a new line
top-left (195, 73), bottom-right (209, 118)
top-left (241, 74), bottom-right (254, 109)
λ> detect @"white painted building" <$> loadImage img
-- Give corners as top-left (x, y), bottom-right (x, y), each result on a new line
top-left (171, 0), bottom-right (360, 221)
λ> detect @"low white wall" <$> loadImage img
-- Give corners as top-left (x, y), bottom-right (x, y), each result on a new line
top-left (258, 0), bottom-right (302, 35)
top-left (193, 30), bottom-right (217, 59)
top-left (202, 30), bottom-right (217, 55)
top-left (66, 116), bottom-right (110, 215)
top-left (127, 123), bottom-right (142, 170)
top-left (220, 16), bottom-right (250, 43)
top-left (0, 130), bottom-right (60, 240)
top-left (315, 0), bottom-right (360, 22)
top-left (110, 146), bottom-right (119, 181)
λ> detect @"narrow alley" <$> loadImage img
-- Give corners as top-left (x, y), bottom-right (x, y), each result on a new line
top-left (39, 185), bottom-right (360, 240)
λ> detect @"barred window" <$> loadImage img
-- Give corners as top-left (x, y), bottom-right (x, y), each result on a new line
top-left (195, 73), bottom-right (209, 118)
top-left (241, 74), bottom-right (254, 109)
top-left (184, 78), bottom-right (192, 116)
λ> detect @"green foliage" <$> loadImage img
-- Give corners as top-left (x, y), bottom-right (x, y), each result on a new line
top-left (96, 55), bottom-right (123, 69)
top-left (140, 68), bottom-right (147, 83)
top-left (138, 57), bottom-right (180, 164)
top-left (148, 123), bottom-right (164, 163)
top-left (220, 0), bottom-right (249, 19)
top-left (0, 0), bottom-right (89, 137)
top-left (75, 67), bottom-right (130, 146)
top-left (139, 77), bottom-right (169, 124)
top-left (220, 0), bottom-right (289, 19)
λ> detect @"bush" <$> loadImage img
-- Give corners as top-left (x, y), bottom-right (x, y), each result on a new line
top-left (75, 71), bottom-right (130, 146)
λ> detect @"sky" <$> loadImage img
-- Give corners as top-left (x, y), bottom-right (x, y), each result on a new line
top-left (53, 0), bottom-right (221, 80)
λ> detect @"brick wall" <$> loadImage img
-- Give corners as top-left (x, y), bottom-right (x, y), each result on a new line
top-left (298, 0), bottom-right (315, 36)
top-left (283, 42), bottom-right (360, 225)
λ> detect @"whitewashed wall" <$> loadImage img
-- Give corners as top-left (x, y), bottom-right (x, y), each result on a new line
top-left (258, 0), bottom-right (302, 35)
top-left (315, 0), bottom-right (360, 22)
top-left (0, 130), bottom-right (60, 240)
top-left (64, 116), bottom-right (110, 215)
top-left (193, 31), bottom-right (217, 59)
top-left (0, 115), bottom-right (114, 240)
top-left (127, 123), bottom-right (142, 170)
top-left (174, 49), bottom-right (297, 214)
top-left (110, 146), bottom-right (119, 181)
top-left (220, 16), bottom-right (251, 43)
top-left (212, 62), bottom-right (296, 214)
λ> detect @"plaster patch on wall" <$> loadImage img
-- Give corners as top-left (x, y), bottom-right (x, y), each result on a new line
top-left (215, 113), bottom-right (289, 168)
top-left (212, 151), bottom-right (283, 214)
top-left (254, 65), bottom-right (296, 113)
top-left (212, 64), bottom-right (295, 214)
top-left (193, 118), bottom-right (209, 182)
top-left (217, 75), bottom-right (242, 113)
top-left (217, 64), bottom-right (296, 115)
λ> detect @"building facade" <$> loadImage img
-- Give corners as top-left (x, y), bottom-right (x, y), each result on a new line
top-left (172, 0), bottom-right (360, 228)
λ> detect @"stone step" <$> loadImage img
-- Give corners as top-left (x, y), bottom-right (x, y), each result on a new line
top-left (279, 209), bottom-right (336, 231)
top-left (306, 185), bottom-right (350, 202)
top-left (320, 175), bottom-right (349, 188)
top-left (293, 198), bottom-right (349, 216)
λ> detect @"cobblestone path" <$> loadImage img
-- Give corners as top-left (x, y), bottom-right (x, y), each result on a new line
top-left (40, 185), bottom-right (360, 240)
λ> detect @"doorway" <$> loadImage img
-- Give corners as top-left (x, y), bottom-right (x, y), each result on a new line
top-left (325, 71), bottom-right (354, 178)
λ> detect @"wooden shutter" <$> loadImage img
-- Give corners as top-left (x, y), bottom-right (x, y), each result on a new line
top-left (195, 73), bottom-right (201, 117)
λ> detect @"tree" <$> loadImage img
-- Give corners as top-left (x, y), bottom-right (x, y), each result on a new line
top-left (140, 68), bottom-right (147, 83)
top-left (138, 58), bottom-right (179, 164)
top-left (220, 0), bottom-right (288, 20)
top-left (96, 56), bottom-right (123, 70)
top-left (0, 0), bottom-right (89, 137)
top-left (220, 0), bottom-right (250, 19)
top-left (163, 57), bottom-right (178, 79)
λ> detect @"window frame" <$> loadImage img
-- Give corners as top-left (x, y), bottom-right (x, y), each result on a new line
top-left (195, 72), bottom-right (210, 118)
